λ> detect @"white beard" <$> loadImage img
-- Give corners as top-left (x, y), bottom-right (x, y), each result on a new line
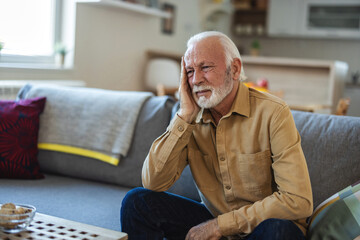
top-left (192, 70), bottom-right (234, 109)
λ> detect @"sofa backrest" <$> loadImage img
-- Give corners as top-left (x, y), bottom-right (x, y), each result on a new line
top-left (292, 111), bottom-right (360, 208)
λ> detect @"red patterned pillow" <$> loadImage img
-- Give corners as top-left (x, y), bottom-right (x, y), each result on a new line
top-left (0, 97), bottom-right (46, 179)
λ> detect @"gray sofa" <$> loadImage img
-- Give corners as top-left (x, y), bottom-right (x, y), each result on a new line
top-left (1, 85), bottom-right (359, 236)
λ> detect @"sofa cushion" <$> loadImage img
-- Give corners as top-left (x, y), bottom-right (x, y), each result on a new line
top-left (0, 97), bottom-right (46, 179)
top-left (292, 111), bottom-right (360, 208)
top-left (307, 180), bottom-right (360, 240)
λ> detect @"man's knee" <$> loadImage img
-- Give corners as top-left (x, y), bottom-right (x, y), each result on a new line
top-left (121, 187), bottom-right (150, 210)
top-left (122, 187), bottom-right (145, 204)
top-left (249, 218), bottom-right (305, 240)
top-left (258, 218), bottom-right (291, 230)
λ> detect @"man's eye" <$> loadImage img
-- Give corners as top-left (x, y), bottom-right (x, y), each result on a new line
top-left (202, 66), bottom-right (211, 71)
top-left (187, 70), bottom-right (194, 76)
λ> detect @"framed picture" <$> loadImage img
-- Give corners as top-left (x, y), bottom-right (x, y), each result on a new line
top-left (162, 3), bottom-right (175, 35)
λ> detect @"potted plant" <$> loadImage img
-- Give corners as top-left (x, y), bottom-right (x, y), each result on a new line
top-left (0, 41), bottom-right (4, 56)
top-left (54, 42), bottom-right (67, 67)
top-left (250, 39), bottom-right (260, 56)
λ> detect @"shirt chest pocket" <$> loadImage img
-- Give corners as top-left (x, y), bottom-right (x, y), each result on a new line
top-left (229, 150), bottom-right (273, 196)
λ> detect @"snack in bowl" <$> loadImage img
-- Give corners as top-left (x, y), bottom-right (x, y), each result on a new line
top-left (0, 203), bottom-right (36, 233)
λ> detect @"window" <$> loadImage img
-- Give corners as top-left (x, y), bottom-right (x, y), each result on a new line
top-left (0, 0), bottom-right (61, 65)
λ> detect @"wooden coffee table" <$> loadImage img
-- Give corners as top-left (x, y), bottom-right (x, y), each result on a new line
top-left (0, 213), bottom-right (128, 240)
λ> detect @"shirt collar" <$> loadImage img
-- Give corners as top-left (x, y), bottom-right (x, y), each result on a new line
top-left (230, 82), bottom-right (250, 118)
top-left (195, 82), bottom-right (250, 124)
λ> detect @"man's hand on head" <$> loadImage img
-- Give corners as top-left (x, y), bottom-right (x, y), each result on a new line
top-left (185, 219), bottom-right (222, 240)
top-left (178, 56), bottom-right (200, 124)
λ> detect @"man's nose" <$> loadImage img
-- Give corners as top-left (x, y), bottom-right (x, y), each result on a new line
top-left (192, 70), bottom-right (204, 86)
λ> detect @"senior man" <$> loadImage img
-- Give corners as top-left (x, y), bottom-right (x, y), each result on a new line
top-left (121, 31), bottom-right (313, 240)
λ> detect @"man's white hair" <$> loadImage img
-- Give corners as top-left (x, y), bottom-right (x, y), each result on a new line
top-left (186, 31), bottom-right (247, 81)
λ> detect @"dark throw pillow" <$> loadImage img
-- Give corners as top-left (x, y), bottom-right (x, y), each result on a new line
top-left (0, 97), bottom-right (46, 179)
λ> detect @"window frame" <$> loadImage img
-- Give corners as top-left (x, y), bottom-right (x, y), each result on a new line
top-left (0, 0), bottom-right (62, 65)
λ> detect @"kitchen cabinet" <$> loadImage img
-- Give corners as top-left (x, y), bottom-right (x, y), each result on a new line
top-left (267, 0), bottom-right (360, 39)
top-left (267, 0), bottom-right (302, 36)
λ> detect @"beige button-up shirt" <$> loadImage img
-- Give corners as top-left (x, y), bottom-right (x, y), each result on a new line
top-left (142, 83), bottom-right (313, 237)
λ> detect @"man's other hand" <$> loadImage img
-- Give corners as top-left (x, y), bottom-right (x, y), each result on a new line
top-left (185, 219), bottom-right (222, 240)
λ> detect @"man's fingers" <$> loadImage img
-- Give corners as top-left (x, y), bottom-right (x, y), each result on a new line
top-left (180, 56), bottom-right (188, 87)
top-left (178, 55), bottom-right (200, 123)
top-left (185, 227), bottom-right (194, 240)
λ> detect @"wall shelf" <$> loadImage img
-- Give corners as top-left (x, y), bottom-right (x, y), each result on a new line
top-left (232, 8), bottom-right (267, 37)
top-left (77, 0), bottom-right (171, 18)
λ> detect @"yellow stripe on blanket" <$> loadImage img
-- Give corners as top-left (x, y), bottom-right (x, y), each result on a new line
top-left (38, 143), bottom-right (119, 166)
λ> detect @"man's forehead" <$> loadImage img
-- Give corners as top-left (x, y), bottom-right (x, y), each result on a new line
top-left (184, 41), bottom-right (224, 67)
top-left (186, 38), bottom-right (219, 54)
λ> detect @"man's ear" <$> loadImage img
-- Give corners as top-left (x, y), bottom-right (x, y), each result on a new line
top-left (231, 58), bottom-right (242, 81)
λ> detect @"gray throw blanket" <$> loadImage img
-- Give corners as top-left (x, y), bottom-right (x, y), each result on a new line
top-left (18, 85), bottom-right (153, 165)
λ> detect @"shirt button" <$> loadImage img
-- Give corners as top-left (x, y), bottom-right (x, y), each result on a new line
top-left (177, 125), bottom-right (184, 132)
top-left (220, 157), bottom-right (225, 161)
top-left (226, 185), bottom-right (231, 190)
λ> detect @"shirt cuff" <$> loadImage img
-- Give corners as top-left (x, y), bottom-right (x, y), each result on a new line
top-left (217, 212), bottom-right (241, 236)
top-left (167, 113), bottom-right (195, 139)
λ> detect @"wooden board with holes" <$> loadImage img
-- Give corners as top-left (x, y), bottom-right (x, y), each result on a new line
top-left (0, 213), bottom-right (128, 240)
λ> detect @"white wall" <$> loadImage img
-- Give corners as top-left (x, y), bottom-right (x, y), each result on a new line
top-left (73, 0), bottom-right (201, 91)
top-left (0, 0), bottom-right (201, 91)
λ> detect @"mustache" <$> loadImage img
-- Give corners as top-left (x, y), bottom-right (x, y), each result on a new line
top-left (192, 85), bottom-right (214, 94)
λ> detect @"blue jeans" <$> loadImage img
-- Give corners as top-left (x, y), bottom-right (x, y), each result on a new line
top-left (120, 187), bottom-right (305, 240)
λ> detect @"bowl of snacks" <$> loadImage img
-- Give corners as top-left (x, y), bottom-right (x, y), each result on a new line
top-left (0, 203), bottom-right (36, 233)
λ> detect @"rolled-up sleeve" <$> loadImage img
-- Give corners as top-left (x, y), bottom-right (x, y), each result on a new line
top-left (142, 114), bottom-right (195, 191)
